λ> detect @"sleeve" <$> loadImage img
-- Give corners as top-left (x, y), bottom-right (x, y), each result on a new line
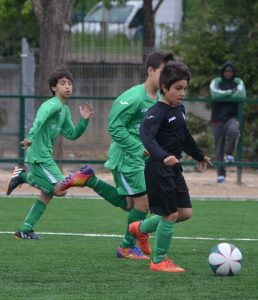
top-left (182, 127), bottom-right (204, 161)
top-left (140, 108), bottom-right (169, 162)
top-left (210, 77), bottom-right (232, 98)
top-left (233, 78), bottom-right (246, 99)
top-left (108, 96), bottom-right (144, 155)
top-left (26, 99), bottom-right (62, 142)
top-left (61, 108), bottom-right (89, 140)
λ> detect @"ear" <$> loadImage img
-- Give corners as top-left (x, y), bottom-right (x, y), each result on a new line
top-left (147, 66), bottom-right (154, 76)
top-left (161, 84), bottom-right (168, 94)
top-left (51, 86), bottom-right (57, 93)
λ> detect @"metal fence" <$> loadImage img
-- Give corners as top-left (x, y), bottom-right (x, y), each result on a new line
top-left (68, 22), bottom-right (181, 64)
top-left (1, 95), bottom-right (258, 184)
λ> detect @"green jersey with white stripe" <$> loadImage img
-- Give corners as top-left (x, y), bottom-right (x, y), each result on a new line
top-left (105, 83), bottom-right (158, 172)
top-left (25, 96), bottom-right (88, 163)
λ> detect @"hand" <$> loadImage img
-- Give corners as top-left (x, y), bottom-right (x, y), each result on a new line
top-left (79, 102), bottom-right (94, 119)
top-left (163, 155), bottom-right (179, 166)
top-left (144, 149), bottom-right (149, 157)
top-left (20, 139), bottom-right (32, 149)
top-left (196, 156), bottom-right (212, 172)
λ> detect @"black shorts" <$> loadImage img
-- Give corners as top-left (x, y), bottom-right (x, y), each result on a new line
top-left (145, 160), bottom-right (191, 216)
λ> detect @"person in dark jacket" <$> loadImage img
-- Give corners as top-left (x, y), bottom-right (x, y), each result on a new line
top-left (210, 61), bottom-right (246, 183)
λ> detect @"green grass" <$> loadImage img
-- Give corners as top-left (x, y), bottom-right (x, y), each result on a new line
top-left (0, 197), bottom-right (257, 300)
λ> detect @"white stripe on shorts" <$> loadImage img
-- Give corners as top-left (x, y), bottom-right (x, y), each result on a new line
top-left (119, 173), bottom-right (134, 195)
top-left (39, 163), bottom-right (58, 184)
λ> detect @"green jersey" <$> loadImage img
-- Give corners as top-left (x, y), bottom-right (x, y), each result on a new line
top-left (25, 96), bottom-right (88, 163)
top-left (105, 83), bottom-right (158, 172)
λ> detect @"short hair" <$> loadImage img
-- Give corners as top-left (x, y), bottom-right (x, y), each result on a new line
top-left (159, 61), bottom-right (190, 94)
top-left (48, 67), bottom-right (74, 95)
top-left (145, 50), bottom-right (175, 74)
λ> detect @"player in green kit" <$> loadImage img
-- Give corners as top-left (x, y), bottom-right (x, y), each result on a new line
top-left (6, 67), bottom-right (94, 239)
top-left (58, 51), bottom-right (175, 259)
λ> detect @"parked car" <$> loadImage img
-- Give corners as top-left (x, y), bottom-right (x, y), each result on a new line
top-left (71, 0), bottom-right (183, 45)
top-left (71, 1), bottom-right (143, 40)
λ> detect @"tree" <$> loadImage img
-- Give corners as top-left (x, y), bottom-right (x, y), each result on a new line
top-left (142, 0), bottom-right (164, 61)
top-left (171, 0), bottom-right (258, 96)
top-left (171, 0), bottom-right (258, 161)
top-left (0, 0), bottom-right (38, 58)
top-left (31, 0), bottom-right (74, 96)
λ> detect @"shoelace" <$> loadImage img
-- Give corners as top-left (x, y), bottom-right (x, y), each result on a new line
top-left (164, 257), bottom-right (176, 267)
top-left (130, 246), bottom-right (143, 256)
top-left (80, 165), bottom-right (90, 174)
top-left (60, 174), bottom-right (72, 188)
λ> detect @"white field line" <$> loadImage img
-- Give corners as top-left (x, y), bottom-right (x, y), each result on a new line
top-left (0, 231), bottom-right (258, 241)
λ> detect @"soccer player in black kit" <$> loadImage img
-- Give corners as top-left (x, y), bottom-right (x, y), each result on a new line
top-left (129, 61), bottom-right (211, 272)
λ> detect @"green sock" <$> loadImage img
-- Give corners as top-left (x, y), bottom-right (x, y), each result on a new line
top-left (21, 172), bottom-right (28, 183)
top-left (139, 215), bottom-right (161, 233)
top-left (87, 176), bottom-right (128, 211)
top-left (19, 199), bottom-right (47, 232)
top-left (120, 208), bottom-right (147, 248)
top-left (153, 218), bottom-right (175, 263)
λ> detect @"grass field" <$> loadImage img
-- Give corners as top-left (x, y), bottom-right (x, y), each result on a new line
top-left (0, 197), bottom-right (257, 300)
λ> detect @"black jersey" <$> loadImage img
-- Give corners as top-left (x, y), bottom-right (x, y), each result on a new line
top-left (140, 101), bottom-right (204, 162)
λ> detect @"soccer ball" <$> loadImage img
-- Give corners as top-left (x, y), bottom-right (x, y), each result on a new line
top-left (208, 243), bottom-right (242, 276)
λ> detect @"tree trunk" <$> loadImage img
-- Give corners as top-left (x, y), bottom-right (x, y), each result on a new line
top-left (31, 0), bottom-right (74, 164)
top-left (31, 0), bottom-right (74, 96)
top-left (142, 0), bottom-right (164, 62)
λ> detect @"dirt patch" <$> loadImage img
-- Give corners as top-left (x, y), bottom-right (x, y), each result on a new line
top-left (1, 166), bottom-right (258, 199)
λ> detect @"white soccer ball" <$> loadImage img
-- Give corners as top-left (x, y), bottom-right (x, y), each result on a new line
top-left (208, 243), bottom-right (242, 276)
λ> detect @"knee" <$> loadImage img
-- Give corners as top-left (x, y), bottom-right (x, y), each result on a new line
top-left (55, 190), bottom-right (67, 197)
top-left (134, 198), bottom-right (149, 213)
top-left (177, 209), bottom-right (192, 222)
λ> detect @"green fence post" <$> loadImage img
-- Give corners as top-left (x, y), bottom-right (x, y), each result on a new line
top-left (237, 98), bottom-right (244, 185)
top-left (18, 95), bottom-right (25, 165)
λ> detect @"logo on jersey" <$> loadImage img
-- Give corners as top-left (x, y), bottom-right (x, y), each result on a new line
top-left (168, 116), bottom-right (176, 123)
top-left (50, 123), bottom-right (57, 130)
top-left (146, 115), bottom-right (155, 120)
top-left (120, 100), bottom-right (128, 105)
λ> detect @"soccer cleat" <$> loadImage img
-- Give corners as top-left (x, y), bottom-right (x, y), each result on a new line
top-left (59, 164), bottom-right (95, 191)
top-left (129, 221), bottom-right (151, 255)
top-left (116, 246), bottom-right (150, 260)
top-left (217, 175), bottom-right (225, 183)
top-left (225, 155), bottom-right (235, 163)
top-left (15, 230), bottom-right (40, 240)
top-left (150, 257), bottom-right (186, 273)
top-left (6, 166), bottom-right (25, 195)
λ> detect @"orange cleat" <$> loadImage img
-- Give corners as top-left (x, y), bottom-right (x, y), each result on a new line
top-left (129, 221), bottom-right (151, 255)
top-left (150, 257), bottom-right (186, 273)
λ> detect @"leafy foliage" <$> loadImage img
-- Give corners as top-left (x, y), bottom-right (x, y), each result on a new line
top-left (172, 0), bottom-right (258, 97)
top-left (0, 0), bottom-right (38, 58)
top-left (170, 0), bottom-right (258, 161)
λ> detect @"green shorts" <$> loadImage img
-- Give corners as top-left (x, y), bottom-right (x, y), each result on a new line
top-left (26, 161), bottom-right (64, 194)
top-left (112, 169), bottom-right (146, 196)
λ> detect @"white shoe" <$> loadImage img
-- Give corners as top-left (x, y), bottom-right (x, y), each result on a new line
top-left (225, 155), bottom-right (234, 163)
top-left (217, 175), bottom-right (225, 183)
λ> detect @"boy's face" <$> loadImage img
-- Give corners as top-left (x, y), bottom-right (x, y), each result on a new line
top-left (51, 77), bottom-right (73, 100)
top-left (162, 79), bottom-right (188, 107)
